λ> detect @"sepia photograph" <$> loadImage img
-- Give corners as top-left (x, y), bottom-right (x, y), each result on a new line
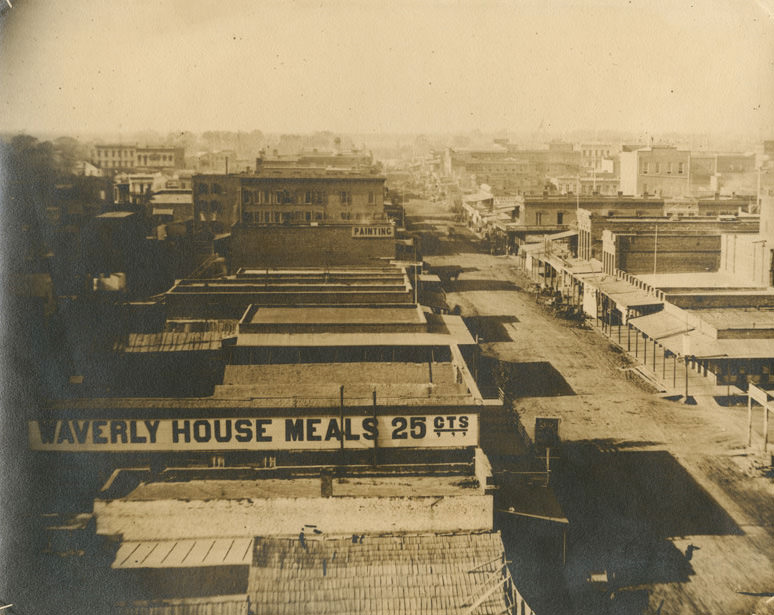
top-left (1, 1), bottom-right (773, 613)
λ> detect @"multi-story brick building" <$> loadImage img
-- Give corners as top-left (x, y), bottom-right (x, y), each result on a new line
top-left (442, 142), bottom-right (581, 195)
top-left (619, 146), bottom-right (691, 197)
top-left (193, 168), bottom-right (386, 233)
top-left (514, 194), bottom-right (664, 228)
top-left (577, 142), bottom-right (617, 171)
top-left (92, 144), bottom-right (185, 172)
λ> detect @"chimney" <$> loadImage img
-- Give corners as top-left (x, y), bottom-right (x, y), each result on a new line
top-left (321, 469), bottom-right (333, 498)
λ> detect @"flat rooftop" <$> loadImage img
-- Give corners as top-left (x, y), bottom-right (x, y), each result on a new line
top-left (637, 271), bottom-right (772, 290)
top-left (125, 475), bottom-right (481, 500)
top-left (245, 305), bottom-right (425, 326)
top-left (234, 313), bottom-right (476, 347)
top-left (684, 308), bottom-right (774, 330)
top-left (216, 362), bottom-right (472, 401)
top-left (223, 362), bottom-right (458, 387)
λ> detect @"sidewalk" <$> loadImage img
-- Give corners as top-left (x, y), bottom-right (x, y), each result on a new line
top-left (588, 317), bottom-right (746, 406)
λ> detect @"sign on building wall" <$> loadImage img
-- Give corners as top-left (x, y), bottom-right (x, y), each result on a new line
top-left (28, 413), bottom-right (478, 452)
top-left (351, 226), bottom-right (395, 238)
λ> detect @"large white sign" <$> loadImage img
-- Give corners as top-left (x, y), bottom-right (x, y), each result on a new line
top-left (29, 414), bottom-right (478, 452)
top-left (351, 226), bottom-right (394, 238)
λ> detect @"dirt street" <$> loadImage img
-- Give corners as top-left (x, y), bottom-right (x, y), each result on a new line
top-left (407, 199), bottom-right (774, 615)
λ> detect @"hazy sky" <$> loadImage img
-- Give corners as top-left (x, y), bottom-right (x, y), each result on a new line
top-left (1, 0), bottom-right (773, 137)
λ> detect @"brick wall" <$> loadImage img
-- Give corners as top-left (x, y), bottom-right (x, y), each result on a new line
top-left (615, 234), bottom-right (721, 274)
top-left (231, 225), bottom-right (396, 270)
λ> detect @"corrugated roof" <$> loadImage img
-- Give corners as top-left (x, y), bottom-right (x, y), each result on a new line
top-left (114, 331), bottom-right (224, 353)
top-left (247, 532), bottom-right (519, 615)
top-left (113, 538), bottom-right (253, 569)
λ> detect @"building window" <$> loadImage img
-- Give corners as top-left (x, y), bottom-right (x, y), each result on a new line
top-left (197, 183), bottom-right (209, 194)
top-left (655, 163), bottom-right (661, 174)
top-left (643, 184), bottom-right (648, 195)
top-left (535, 212), bottom-right (543, 225)
top-left (678, 162), bottom-right (685, 174)
top-left (667, 162), bottom-right (673, 174)
top-left (305, 191), bottom-right (312, 204)
top-left (340, 191), bottom-right (351, 204)
top-left (557, 212), bottom-right (564, 225)
top-left (642, 162), bottom-right (649, 175)
top-left (368, 191), bottom-right (375, 204)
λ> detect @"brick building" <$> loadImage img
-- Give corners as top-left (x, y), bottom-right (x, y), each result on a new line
top-left (230, 224), bottom-right (396, 271)
top-left (514, 195), bottom-right (664, 229)
top-left (619, 146), bottom-right (691, 197)
top-left (193, 169), bottom-right (386, 233)
top-left (577, 207), bottom-right (759, 261)
top-left (443, 142), bottom-right (581, 196)
top-left (92, 144), bottom-right (185, 172)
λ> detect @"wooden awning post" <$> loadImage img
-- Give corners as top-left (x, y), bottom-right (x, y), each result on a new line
top-left (747, 391), bottom-right (753, 448)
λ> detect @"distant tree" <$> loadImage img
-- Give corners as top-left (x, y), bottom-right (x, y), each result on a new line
top-left (53, 136), bottom-right (88, 176)
top-left (0, 135), bottom-right (57, 272)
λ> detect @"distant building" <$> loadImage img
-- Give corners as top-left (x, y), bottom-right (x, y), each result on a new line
top-left (442, 143), bottom-right (581, 196)
top-left (690, 152), bottom-right (757, 197)
top-left (619, 146), bottom-right (691, 197)
top-left (196, 150), bottom-right (253, 174)
top-left (75, 160), bottom-right (102, 177)
top-left (113, 173), bottom-right (158, 206)
top-left (513, 194), bottom-right (664, 229)
top-left (577, 142), bottom-right (618, 171)
top-left (92, 144), bottom-right (185, 172)
top-left (92, 144), bottom-right (136, 171)
top-left (551, 172), bottom-right (619, 196)
top-left (149, 189), bottom-right (193, 223)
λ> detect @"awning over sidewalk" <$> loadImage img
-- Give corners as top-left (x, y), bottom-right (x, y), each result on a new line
top-left (628, 311), bottom-right (694, 340)
top-left (584, 276), bottom-right (664, 310)
top-left (112, 537), bottom-right (253, 569)
top-left (545, 230), bottom-right (578, 240)
top-left (666, 333), bottom-right (774, 360)
top-left (629, 318), bottom-right (774, 359)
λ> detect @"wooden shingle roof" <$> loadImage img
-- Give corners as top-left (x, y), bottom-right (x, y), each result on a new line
top-left (247, 532), bottom-right (520, 615)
